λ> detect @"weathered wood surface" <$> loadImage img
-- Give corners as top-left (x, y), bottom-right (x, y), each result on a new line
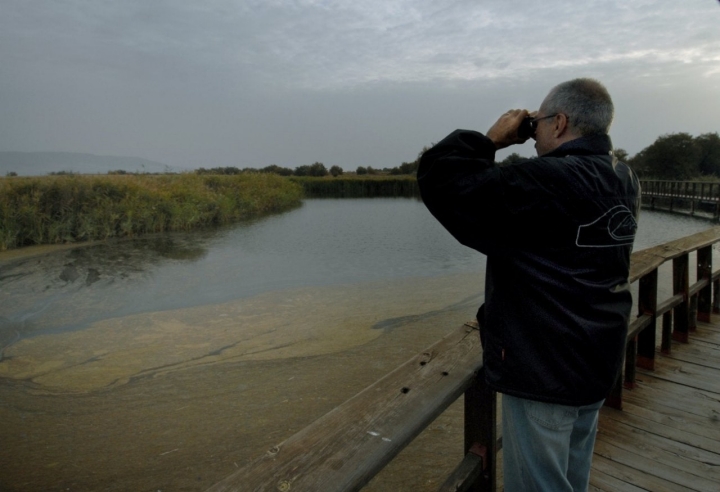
top-left (591, 320), bottom-right (720, 492)
top-left (205, 322), bottom-right (483, 492)
top-left (629, 227), bottom-right (720, 282)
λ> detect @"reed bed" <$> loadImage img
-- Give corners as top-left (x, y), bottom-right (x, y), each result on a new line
top-left (290, 176), bottom-right (419, 198)
top-left (0, 174), bottom-right (303, 250)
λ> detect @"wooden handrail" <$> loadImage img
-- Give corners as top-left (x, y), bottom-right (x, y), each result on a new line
top-left (206, 322), bottom-right (489, 492)
top-left (628, 227), bottom-right (720, 282)
top-left (617, 226), bottom-right (720, 399)
top-left (206, 226), bottom-right (720, 492)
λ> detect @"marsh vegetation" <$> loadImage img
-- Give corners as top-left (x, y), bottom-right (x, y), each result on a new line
top-left (0, 173), bottom-right (303, 250)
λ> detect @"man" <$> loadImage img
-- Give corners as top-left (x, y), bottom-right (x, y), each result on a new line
top-left (417, 78), bottom-right (640, 491)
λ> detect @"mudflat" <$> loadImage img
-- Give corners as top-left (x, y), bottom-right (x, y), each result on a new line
top-left (0, 273), bottom-right (483, 491)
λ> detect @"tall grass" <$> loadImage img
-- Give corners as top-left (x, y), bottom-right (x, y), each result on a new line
top-left (290, 176), bottom-right (419, 198)
top-left (0, 174), bottom-right (303, 250)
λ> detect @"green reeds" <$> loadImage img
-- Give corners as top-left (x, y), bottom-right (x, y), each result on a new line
top-left (290, 176), bottom-right (419, 198)
top-left (0, 174), bottom-right (302, 250)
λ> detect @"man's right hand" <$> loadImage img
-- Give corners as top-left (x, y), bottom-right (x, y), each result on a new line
top-left (486, 109), bottom-right (534, 150)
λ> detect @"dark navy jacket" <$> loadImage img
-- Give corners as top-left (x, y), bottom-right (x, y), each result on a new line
top-left (418, 130), bottom-right (640, 405)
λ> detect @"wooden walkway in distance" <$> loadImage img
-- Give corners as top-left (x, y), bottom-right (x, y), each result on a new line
top-left (590, 320), bottom-right (720, 492)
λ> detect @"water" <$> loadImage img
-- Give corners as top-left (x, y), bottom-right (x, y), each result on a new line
top-left (0, 198), bottom-right (714, 346)
top-left (0, 198), bottom-right (716, 492)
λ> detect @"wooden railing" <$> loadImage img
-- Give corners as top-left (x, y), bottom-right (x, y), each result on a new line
top-left (611, 226), bottom-right (720, 404)
top-left (206, 227), bottom-right (720, 492)
top-left (641, 180), bottom-right (720, 218)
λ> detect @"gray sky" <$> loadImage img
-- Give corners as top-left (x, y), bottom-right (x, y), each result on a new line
top-left (1, 0), bottom-right (719, 171)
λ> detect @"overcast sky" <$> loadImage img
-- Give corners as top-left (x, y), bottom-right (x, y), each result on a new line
top-left (1, 0), bottom-right (719, 171)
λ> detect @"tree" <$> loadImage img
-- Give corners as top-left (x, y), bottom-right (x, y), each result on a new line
top-left (630, 133), bottom-right (699, 179)
top-left (308, 162), bottom-right (328, 177)
top-left (613, 148), bottom-right (629, 162)
top-left (293, 165), bottom-right (310, 176)
top-left (356, 166), bottom-right (368, 175)
top-left (695, 132), bottom-right (720, 177)
top-left (398, 161), bottom-right (417, 174)
top-left (329, 165), bottom-right (343, 177)
top-left (261, 164), bottom-right (293, 176)
top-left (498, 153), bottom-right (530, 166)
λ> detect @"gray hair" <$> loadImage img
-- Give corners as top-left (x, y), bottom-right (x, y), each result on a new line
top-left (540, 78), bottom-right (614, 136)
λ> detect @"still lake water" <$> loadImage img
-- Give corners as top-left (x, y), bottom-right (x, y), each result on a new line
top-left (0, 198), bottom-right (717, 492)
top-left (0, 198), bottom-right (715, 346)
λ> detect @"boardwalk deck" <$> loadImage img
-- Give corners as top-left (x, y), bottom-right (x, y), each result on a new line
top-left (589, 320), bottom-right (720, 492)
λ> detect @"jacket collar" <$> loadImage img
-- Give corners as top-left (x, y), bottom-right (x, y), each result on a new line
top-left (544, 133), bottom-right (614, 158)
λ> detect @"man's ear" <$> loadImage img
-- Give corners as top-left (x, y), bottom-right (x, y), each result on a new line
top-left (553, 113), bottom-right (569, 138)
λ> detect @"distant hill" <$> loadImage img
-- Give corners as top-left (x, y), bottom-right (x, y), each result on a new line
top-left (0, 151), bottom-right (184, 176)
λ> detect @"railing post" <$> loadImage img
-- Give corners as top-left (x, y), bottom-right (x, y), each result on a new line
top-left (698, 245), bottom-right (713, 323)
top-left (637, 269), bottom-right (658, 370)
top-left (464, 370), bottom-right (496, 492)
top-left (690, 295), bottom-right (698, 332)
top-left (606, 362), bottom-right (623, 409)
top-left (672, 253), bottom-right (690, 343)
top-left (661, 311), bottom-right (673, 354)
top-left (691, 182), bottom-right (696, 215)
top-left (623, 336), bottom-right (638, 390)
top-left (669, 182), bottom-right (674, 211)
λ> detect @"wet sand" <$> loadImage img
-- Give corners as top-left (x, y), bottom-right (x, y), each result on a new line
top-left (0, 273), bottom-right (484, 491)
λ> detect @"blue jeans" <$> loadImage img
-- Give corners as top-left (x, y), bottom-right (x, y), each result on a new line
top-left (502, 394), bottom-right (604, 492)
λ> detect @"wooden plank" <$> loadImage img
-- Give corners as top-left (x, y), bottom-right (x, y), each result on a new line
top-left (629, 227), bottom-right (720, 282)
top-left (662, 348), bottom-right (720, 371)
top-left (593, 439), bottom-right (720, 492)
top-left (672, 253), bottom-right (690, 343)
top-left (205, 323), bottom-right (484, 492)
top-left (637, 269), bottom-right (658, 369)
top-left (616, 401), bottom-right (720, 444)
top-left (590, 464), bottom-right (663, 492)
top-left (637, 358), bottom-right (720, 394)
top-left (627, 314), bottom-right (652, 340)
top-left (689, 328), bottom-right (720, 343)
top-left (694, 321), bottom-right (720, 334)
top-left (688, 332), bottom-right (720, 345)
top-left (689, 277), bottom-right (710, 297)
top-left (598, 419), bottom-right (720, 478)
top-left (697, 246), bottom-right (713, 321)
top-left (628, 375), bottom-right (720, 421)
top-left (591, 452), bottom-right (694, 492)
top-left (437, 450), bottom-right (483, 492)
top-left (656, 293), bottom-right (683, 317)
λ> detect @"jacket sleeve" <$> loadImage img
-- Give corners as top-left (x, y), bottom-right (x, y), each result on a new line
top-left (417, 129), bottom-right (511, 255)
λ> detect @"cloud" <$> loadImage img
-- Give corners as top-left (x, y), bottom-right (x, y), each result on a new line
top-left (0, 0), bottom-right (718, 168)
top-left (4, 0), bottom-right (718, 89)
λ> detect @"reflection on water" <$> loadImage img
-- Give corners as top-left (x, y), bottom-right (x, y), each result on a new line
top-left (0, 199), bottom-right (716, 491)
top-left (0, 199), bottom-right (484, 345)
top-left (0, 200), bottom-right (712, 347)
top-left (0, 236), bottom-right (210, 345)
